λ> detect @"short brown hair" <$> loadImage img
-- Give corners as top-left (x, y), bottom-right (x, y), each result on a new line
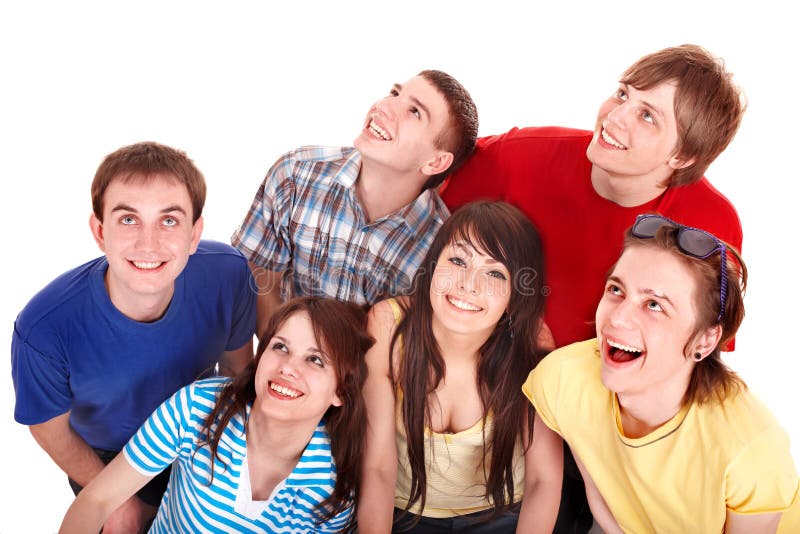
top-left (620, 44), bottom-right (746, 187)
top-left (91, 141), bottom-right (206, 223)
top-left (622, 224), bottom-right (747, 406)
top-left (418, 70), bottom-right (479, 190)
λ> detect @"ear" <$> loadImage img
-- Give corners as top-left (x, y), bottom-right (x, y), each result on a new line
top-left (331, 391), bottom-right (343, 408)
top-left (691, 324), bottom-right (723, 361)
top-left (89, 214), bottom-right (105, 252)
top-left (188, 216), bottom-right (204, 255)
top-left (667, 153), bottom-right (696, 170)
top-left (421, 151), bottom-right (455, 177)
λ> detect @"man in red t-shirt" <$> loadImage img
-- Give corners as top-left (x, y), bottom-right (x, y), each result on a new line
top-left (441, 44), bottom-right (745, 533)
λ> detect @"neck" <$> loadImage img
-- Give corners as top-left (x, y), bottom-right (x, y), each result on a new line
top-left (590, 165), bottom-right (669, 207)
top-left (616, 376), bottom-right (689, 438)
top-left (431, 317), bottom-right (490, 364)
top-left (356, 159), bottom-right (427, 222)
top-left (105, 275), bottom-right (173, 323)
top-left (246, 408), bottom-right (318, 465)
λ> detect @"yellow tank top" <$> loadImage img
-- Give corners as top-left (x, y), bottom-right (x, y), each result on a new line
top-left (387, 299), bottom-right (525, 518)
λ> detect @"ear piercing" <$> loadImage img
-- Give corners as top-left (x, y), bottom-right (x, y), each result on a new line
top-left (694, 352), bottom-right (702, 361)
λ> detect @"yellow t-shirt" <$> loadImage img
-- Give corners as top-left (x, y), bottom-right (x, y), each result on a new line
top-left (387, 299), bottom-right (525, 517)
top-left (522, 339), bottom-right (799, 533)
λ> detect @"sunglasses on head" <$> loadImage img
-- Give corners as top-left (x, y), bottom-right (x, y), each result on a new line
top-left (631, 214), bottom-right (728, 322)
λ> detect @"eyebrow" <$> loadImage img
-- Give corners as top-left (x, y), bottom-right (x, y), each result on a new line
top-left (451, 241), bottom-right (502, 265)
top-left (272, 335), bottom-right (329, 361)
top-left (110, 203), bottom-right (188, 216)
top-left (393, 83), bottom-right (431, 121)
top-left (609, 275), bottom-right (674, 308)
top-left (623, 84), bottom-right (666, 121)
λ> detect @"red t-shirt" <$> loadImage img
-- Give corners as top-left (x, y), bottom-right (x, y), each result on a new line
top-left (442, 126), bottom-right (743, 349)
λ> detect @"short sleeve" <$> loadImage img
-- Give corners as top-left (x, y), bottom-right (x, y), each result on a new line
top-left (123, 384), bottom-right (193, 476)
top-left (11, 325), bottom-right (71, 424)
top-left (726, 425), bottom-right (799, 514)
top-left (225, 258), bottom-right (257, 351)
top-left (230, 152), bottom-right (295, 271)
top-left (521, 351), bottom-right (563, 436)
top-left (441, 132), bottom-right (510, 211)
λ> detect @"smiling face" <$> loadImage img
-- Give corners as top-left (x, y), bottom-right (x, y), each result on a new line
top-left (429, 239), bottom-right (512, 340)
top-left (253, 311), bottom-right (342, 425)
top-left (353, 75), bottom-right (454, 180)
top-left (596, 246), bottom-right (705, 398)
top-left (90, 173), bottom-right (202, 320)
top-left (586, 81), bottom-right (689, 189)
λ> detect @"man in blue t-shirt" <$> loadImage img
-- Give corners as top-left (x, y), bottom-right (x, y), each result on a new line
top-left (11, 142), bottom-right (256, 532)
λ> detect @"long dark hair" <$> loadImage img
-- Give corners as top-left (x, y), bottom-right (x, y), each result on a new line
top-left (198, 297), bottom-right (373, 531)
top-left (392, 201), bottom-right (547, 516)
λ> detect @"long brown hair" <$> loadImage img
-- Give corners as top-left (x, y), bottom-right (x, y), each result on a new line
top-left (622, 225), bottom-right (747, 405)
top-left (392, 201), bottom-right (547, 517)
top-left (198, 297), bottom-right (373, 531)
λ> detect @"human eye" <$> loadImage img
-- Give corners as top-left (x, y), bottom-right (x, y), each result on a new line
top-left (487, 269), bottom-right (508, 281)
top-left (606, 283), bottom-right (623, 296)
top-left (448, 256), bottom-right (466, 267)
top-left (120, 215), bottom-right (136, 225)
top-left (615, 88), bottom-right (628, 102)
top-left (646, 300), bottom-right (663, 312)
top-left (162, 216), bottom-right (178, 227)
top-left (271, 341), bottom-right (288, 353)
top-left (410, 106), bottom-right (421, 119)
top-left (389, 88), bottom-right (399, 97)
top-left (307, 354), bottom-right (324, 367)
top-left (642, 110), bottom-right (655, 124)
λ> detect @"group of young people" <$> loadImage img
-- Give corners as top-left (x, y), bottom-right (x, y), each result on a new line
top-left (12, 44), bottom-right (798, 533)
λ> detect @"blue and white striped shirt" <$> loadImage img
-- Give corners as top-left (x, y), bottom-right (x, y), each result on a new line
top-left (123, 377), bottom-right (350, 533)
top-left (231, 146), bottom-right (449, 305)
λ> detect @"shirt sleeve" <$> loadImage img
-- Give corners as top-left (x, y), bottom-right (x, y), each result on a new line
top-left (726, 425), bottom-right (799, 514)
top-left (11, 325), bottom-right (71, 424)
top-left (123, 384), bottom-right (194, 476)
top-left (521, 351), bottom-right (563, 436)
top-left (440, 132), bottom-right (511, 211)
top-left (230, 151), bottom-right (295, 272)
top-left (225, 257), bottom-right (257, 351)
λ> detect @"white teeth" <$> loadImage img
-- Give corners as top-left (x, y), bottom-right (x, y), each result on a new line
top-left (608, 339), bottom-right (642, 353)
top-left (368, 120), bottom-right (392, 140)
top-left (132, 261), bottom-right (163, 270)
top-left (447, 296), bottom-right (481, 312)
top-left (270, 382), bottom-right (301, 398)
top-left (601, 128), bottom-right (626, 149)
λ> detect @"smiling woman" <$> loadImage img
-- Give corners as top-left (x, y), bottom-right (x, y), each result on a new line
top-left (59, 297), bottom-right (374, 534)
top-left (523, 216), bottom-right (799, 533)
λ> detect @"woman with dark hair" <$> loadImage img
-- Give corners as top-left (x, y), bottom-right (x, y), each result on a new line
top-left (524, 214), bottom-right (799, 533)
top-left (359, 201), bottom-right (563, 533)
top-left (61, 297), bottom-right (373, 533)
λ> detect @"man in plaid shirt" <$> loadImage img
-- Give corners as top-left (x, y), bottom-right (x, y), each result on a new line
top-left (232, 70), bottom-right (478, 334)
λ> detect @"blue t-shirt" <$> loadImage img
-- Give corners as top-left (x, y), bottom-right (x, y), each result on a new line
top-left (124, 378), bottom-right (351, 533)
top-left (12, 240), bottom-right (256, 451)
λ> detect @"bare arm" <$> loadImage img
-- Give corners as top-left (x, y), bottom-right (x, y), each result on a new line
top-left (573, 453), bottom-right (623, 534)
top-left (249, 262), bottom-right (284, 338)
top-left (357, 300), bottom-right (401, 534)
top-left (725, 510), bottom-right (781, 534)
top-left (517, 413), bottom-right (564, 533)
top-left (31, 412), bottom-right (155, 533)
top-left (60, 452), bottom-right (155, 533)
top-left (218, 339), bottom-right (254, 377)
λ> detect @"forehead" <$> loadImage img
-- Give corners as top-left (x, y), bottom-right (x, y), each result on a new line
top-left (103, 173), bottom-right (191, 209)
top-left (401, 75), bottom-right (450, 117)
top-left (444, 238), bottom-right (505, 267)
top-left (627, 81), bottom-right (678, 116)
top-left (613, 246), bottom-right (697, 300)
top-left (274, 312), bottom-right (318, 347)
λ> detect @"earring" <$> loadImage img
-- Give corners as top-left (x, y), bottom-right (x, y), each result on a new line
top-left (694, 352), bottom-right (702, 362)
top-left (506, 312), bottom-right (514, 340)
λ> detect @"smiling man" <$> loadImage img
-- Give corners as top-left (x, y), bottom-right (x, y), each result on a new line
top-left (232, 70), bottom-right (478, 336)
top-left (12, 142), bottom-right (256, 532)
top-left (441, 45), bottom-right (746, 533)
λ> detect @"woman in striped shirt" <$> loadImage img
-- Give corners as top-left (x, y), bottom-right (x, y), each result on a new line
top-left (60, 297), bottom-right (373, 533)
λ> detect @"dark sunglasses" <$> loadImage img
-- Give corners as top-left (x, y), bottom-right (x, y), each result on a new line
top-left (631, 214), bottom-right (728, 322)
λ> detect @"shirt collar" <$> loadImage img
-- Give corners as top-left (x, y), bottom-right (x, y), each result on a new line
top-left (284, 420), bottom-right (336, 488)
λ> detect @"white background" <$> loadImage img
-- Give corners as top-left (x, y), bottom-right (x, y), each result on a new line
top-left (1, 1), bottom-right (798, 531)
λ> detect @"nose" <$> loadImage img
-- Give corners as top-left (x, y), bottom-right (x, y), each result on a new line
top-left (605, 101), bottom-right (630, 130)
top-left (136, 225), bottom-right (159, 251)
top-left (458, 267), bottom-right (481, 295)
top-left (279, 357), bottom-right (299, 378)
top-left (374, 96), bottom-right (397, 121)
top-left (607, 298), bottom-right (635, 329)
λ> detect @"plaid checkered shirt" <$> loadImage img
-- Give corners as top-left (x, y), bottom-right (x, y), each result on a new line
top-left (231, 146), bottom-right (449, 305)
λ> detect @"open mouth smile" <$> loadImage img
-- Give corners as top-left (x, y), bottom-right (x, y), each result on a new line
top-left (268, 381), bottom-right (303, 399)
top-left (606, 338), bottom-right (644, 364)
top-left (368, 120), bottom-right (392, 141)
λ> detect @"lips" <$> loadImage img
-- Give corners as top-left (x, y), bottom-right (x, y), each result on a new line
top-left (446, 295), bottom-right (482, 312)
top-left (367, 119), bottom-right (392, 141)
top-left (268, 380), bottom-right (303, 399)
top-left (604, 338), bottom-right (644, 365)
top-left (130, 260), bottom-right (165, 271)
top-left (600, 128), bottom-right (627, 150)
